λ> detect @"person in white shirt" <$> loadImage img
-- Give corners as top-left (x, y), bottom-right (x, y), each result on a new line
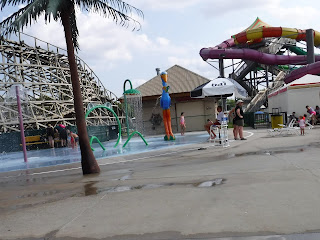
top-left (216, 106), bottom-right (224, 124)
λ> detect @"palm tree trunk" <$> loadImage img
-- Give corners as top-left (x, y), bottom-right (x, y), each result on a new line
top-left (61, 8), bottom-right (100, 175)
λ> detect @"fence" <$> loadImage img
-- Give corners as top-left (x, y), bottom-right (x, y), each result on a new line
top-left (0, 125), bottom-right (118, 153)
top-left (244, 112), bottom-right (270, 129)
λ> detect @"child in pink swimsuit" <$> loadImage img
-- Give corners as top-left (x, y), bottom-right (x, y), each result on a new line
top-left (180, 112), bottom-right (186, 135)
top-left (298, 116), bottom-right (305, 135)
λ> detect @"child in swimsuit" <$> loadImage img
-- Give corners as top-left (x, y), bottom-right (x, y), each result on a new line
top-left (180, 112), bottom-right (186, 136)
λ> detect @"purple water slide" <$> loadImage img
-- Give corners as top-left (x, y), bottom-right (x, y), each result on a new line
top-left (284, 61), bottom-right (320, 84)
top-left (215, 38), bottom-right (235, 49)
top-left (200, 48), bottom-right (320, 65)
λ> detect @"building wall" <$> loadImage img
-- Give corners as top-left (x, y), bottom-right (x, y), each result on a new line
top-left (268, 90), bottom-right (288, 114)
top-left (288, 87), bottom-right (320, 117)
top-left (141, 97), bottom-right (218, 136)
top-left (176, 100), bottom-right (205, 132)
top-left (268, 86), bottom-right (320, 118)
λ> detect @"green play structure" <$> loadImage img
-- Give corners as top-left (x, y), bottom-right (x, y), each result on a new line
top-left (85, 104), bottom-right (122, 150)
top-left (85, 79), bottom-right (148, 151)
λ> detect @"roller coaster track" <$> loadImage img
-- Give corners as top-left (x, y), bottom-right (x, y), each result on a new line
top-left (0, 32), bottom-right (124, 133)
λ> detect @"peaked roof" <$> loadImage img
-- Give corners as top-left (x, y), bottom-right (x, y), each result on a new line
top-left (136, 65), bottom-right (210, 97)
top-left (233, 17), bottom-right (272, 37)
top-left (245, 17), bottom-right (272, 31)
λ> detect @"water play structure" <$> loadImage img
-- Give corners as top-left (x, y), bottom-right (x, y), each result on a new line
top-left (85, 103), bottom-right (122, 150)
top-left (123, 79), bottom-right (144, 136)
top-left (85, 102), bottom-right (148, 151)
top-left (84, 79), bottom-right (148, 151)
top-left (122, 79), bottom-right (148, 147)
top-left (160, 72), bottom-right (175, 141)
top-left (200, 17), bottom-right (320, 111)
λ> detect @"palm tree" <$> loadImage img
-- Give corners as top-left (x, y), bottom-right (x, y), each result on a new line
top-left (0, 0), bottom-right (143, 175)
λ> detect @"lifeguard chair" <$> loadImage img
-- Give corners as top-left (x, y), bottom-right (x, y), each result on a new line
top-left (209, 124), bottom-right (229, 147)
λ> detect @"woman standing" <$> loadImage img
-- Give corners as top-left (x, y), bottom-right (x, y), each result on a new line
top-left (306, 105), bottom-right (317, 125)
top-left (46, 124), bottom-right (55, 148)
top-left (234, 100), bottom-right (246, 140)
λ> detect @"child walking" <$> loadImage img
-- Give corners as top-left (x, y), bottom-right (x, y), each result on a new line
top-left (180, 112), bottom-right (186, 135)
top-left (298, 116), bottom-right (305, 135)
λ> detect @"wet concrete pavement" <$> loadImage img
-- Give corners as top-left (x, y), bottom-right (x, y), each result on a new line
top-left (1, 128), bottom-right (320, 239)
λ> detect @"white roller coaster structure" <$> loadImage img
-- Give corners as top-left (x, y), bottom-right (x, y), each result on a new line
top-left (0, 32), bottom-right (125, 133)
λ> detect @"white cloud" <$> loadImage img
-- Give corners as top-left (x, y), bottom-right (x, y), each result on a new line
top-left (23, 20), bottom-right (65, 49)
top-left (168, 56), bottom-right (218, 80)
top-left (266, 6), bottom-right (320, 29)
top-left (130, 0), bottom-right (202, 10)
top-left (200, 0), bottom-right (281, 17)
top-left (131, 78), bottom-right (148, 88)
top-left (156, 37), bottom-right (170, 46)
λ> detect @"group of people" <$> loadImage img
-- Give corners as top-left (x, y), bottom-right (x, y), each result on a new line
top-left (180, 100), bottom-right (247, 140)
top-left (46, 122), bottom-right (79, 148)
top-left (204, 105), bottom-right (224, 139)
top-left (289, 105), bottom-right (319, 135)
top-left (202, 100), bottom-right (246, 140)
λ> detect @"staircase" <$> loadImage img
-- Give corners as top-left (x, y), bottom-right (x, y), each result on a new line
top-left (245, 71), bottom-right (286, 112)
top-left (243, 38), bottom-right (294, 112)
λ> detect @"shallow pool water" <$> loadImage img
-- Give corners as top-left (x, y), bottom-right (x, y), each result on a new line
top-left (0, 132), bottom-right (209, 172)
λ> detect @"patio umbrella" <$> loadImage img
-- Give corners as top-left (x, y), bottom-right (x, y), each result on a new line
top-left (190, 77), bottom-right (247, 99)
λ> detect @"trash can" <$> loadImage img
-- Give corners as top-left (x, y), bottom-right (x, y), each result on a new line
top-left (108, 125), bottom-right (119, 140)
top-left (271, 108), bottom-right (283, 129)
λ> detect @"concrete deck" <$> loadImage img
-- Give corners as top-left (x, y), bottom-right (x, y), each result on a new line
top-left (1, 128), bottom-right (320, 240)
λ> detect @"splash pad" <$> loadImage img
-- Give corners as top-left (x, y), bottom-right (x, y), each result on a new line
top-left (85, 79), bottom-right (148, 151)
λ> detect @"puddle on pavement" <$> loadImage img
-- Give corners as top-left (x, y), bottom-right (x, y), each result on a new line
top-left (198, 147), bottom-right (207, 150)
top-left (119, 175), bottom-right (131, 181)
top-left (81, 178), bottom-right (226, 196)
top-left (218, 142), bottom-right (320, 160)
top-left (195, 178), bottom-right (224, 187)
top-left (84, 181), bottom-right (98, 196)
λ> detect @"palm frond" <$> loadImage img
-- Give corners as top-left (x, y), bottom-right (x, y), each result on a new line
top-left (0, 0), bottom-right (34, 10)
top-left (75, 0), bottom-right (143, 31)
top-left (1, 0), bottom-right (144, 50)
top-left (0, 0), bottom-right (49, 37)
top-left (45, 0), bottom-right (64, 21)
top-left (70, 10), bottom-right (80, 51)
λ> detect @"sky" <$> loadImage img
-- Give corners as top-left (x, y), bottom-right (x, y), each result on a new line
top-left (2, 0), bottom-right (320, 97)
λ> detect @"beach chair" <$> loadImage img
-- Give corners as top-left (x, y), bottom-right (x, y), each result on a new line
top-left (267, 128), bottom-right (281, 137)
top-left (305, 119), bottom-right (314, 130)
top-left (267, 119), bottom-right (298, 136)
top-left (278, 119), bottom-right (300, 135)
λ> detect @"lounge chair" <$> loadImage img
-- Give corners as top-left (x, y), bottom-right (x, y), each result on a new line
top-left (268, 119), bottom-right (299, 136)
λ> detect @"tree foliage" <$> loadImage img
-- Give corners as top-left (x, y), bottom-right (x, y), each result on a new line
top-left (0, 0), bottom-right (143, 50)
